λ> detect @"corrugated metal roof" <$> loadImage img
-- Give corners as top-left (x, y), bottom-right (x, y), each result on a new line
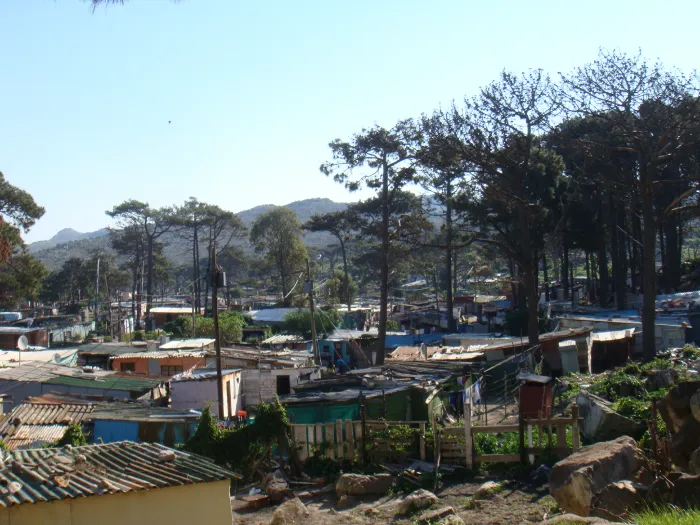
top-left (4, 425), bottom-right (68, 450)
top-left (44, 374), bottom-right (164, 392)
top-left (0, 441), bottom-right (239, 507)
top-left (0, 404), bottom-right (94, 433)
top-left (159, 339), bottom-right (214, 350)
top-left (261, 334), bottom-right (306, 345)
top-left (110, 350), bottom-right (206, 360)
top-left (150, 306), bottom-right (199, 314)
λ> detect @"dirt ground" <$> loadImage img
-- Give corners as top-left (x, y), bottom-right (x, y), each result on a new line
top-left (231, 476), bottom-right (559, 525)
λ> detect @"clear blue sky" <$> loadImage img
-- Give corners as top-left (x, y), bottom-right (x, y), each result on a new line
top-left (0, 1), bottom-right (697, 242)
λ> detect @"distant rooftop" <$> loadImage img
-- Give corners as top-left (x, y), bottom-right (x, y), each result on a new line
top-left (159, 338), bottom-right (215, 350)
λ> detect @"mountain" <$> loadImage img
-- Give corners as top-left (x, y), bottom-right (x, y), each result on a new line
top-left (29, 198), bottom-right (347, 271)
top-left (27, 228), bottom-right (110, 253)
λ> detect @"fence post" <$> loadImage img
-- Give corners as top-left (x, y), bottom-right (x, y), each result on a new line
top-left (360, 403), bottom-right (367, 464)
top-left (571, 404), bottom-right (581, 452)
top-left (519, 405), bottom-right (526, 466)
top-left (504, 376), bottom-right (508, 420)
top-left (419, 422), bottom-right (426, 461)
top-left (432, 414), bottom-right (439, 462)
top-left (537, 410), bottom-right (544, 457)
top-left (336, 419), bottom-right (344, 459)
top-left (464, 401), bottom-right (473, 470)
top-left (345, 419), bottom-right (355, 460)
top-left (484, 377), bottom-right (488, 426)
top-left (527, 424), bottom-right (534, 465)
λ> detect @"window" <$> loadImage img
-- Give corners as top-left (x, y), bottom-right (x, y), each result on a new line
top-left (120, 362), bottom-right (136, 372)
top-left (160, 365), bottom-right (183, 376)
top-left (276, 375), bottom-right (291, 395)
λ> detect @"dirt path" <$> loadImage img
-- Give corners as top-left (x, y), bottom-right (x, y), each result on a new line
top-left (232, 477), bottom-right (559, 525)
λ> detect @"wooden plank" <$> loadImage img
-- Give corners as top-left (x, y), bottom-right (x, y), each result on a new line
top-left (336, 419), bottom-right (344, 459)
top-left (364, 420), bottom-right (427, 425)
top-left (419, 422), bottom-right (426, 461)
top-left (315, 423), bottom-right (323, 456)
top-left (525, 447), bottom-right (572, 455)
top-left (345, 419), bottom-right (355, 460)
top-left (440, 444), bottom-right (467, 451)
top-left (474, 453), bottom-right (521, 463)
top-left (571, 405), bottom-right (581, 452)
top-left (471, 425), bottom-right (520, 434)
top-left (293, 425), bottom-right (309, 462)
top-left (556, 422), bottom-right (567, 451)
top-left (326, 422), bottom-right (335, 460)
top-left (440, 427), bottom-right (465, 435)
top-left (464, 401), bottom-right (473, 470)
top-left (524, 417), bottom-right (583, 425)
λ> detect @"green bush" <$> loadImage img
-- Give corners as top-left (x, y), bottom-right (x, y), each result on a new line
top-left (50, 423), bottom-right (87, 447)
top-left (102, 336), bottom-right (112, 343)
top-left (589, 370), bottom-right (647, 401)
top-left (612, 397), bottom-right (651, 421)
top-left (682, 345), bottom-right (700, 360)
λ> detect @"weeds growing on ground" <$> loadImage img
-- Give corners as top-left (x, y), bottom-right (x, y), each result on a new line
top-left (629, 506), bottom-right (700, 525)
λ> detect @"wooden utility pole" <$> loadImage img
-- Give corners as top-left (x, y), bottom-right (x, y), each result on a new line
top-left (191, 282), bottom-right (196, 339)
top-left (211, 245), bottom-right (225, 421)
top-left (306, 259), bottom-right (319, 365)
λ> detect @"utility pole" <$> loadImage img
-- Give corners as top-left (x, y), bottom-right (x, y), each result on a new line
top-left (211, 245), bottom-right (225, 421)
top-left (306, 259), bottom-right (319, 365)
top-left (191, 282), bottom-right (196, 339)
top-left (95, 258), bottom-right (100, 328)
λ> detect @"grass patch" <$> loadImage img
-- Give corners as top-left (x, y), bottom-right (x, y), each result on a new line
top-left (629, 506), bottom-right (700, 525)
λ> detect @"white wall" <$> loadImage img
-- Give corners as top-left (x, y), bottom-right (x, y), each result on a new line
top-left (241, 367), bottom-right (320, 407)
top-left (171, 372), bottom-right (241, 418)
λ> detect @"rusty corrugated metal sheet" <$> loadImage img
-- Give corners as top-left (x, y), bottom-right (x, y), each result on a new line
top-left (0, 441), bottom-right (239, 508)
top-left (0, 404), bottom-right (94, 437)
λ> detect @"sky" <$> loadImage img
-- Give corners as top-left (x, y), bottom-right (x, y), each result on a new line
top-left (0, 1), bottom-right (697, 243)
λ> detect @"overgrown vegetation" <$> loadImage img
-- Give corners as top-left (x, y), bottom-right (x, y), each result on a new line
top-left (183, 399), bottom-right (290, 477)
top-left (630, 506), bottom-right (700, 525)
top-left (50, 423), bottom-right (88, 447)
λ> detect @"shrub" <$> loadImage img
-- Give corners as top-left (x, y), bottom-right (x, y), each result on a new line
top-left (681, 345), bottom-right (700, 360)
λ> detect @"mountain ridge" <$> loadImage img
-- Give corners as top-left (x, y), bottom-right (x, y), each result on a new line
top-left (29, 198), bottom-right (348, 271)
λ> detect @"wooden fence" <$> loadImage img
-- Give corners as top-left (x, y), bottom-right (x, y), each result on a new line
top-left (291, 419), bottom-right (427, 463)
top-left (440, 403), bottom-right (582, 469)
top-left (291, 404), bottom-right (581, 469)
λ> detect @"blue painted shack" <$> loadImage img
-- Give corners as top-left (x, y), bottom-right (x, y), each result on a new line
top-left (90, 404), bottom-right (200, 447)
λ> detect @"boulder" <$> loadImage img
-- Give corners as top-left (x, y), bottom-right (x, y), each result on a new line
top-left (473, 481), bottom-right (502, 499)
top-left (644, 368), bottom-right (679, 391)
top-left (263, 470), bottom-right (292, 503)
top-left (690, 447), bottom-right (700, 475)
top-left (270, 498), bottom-right (310, 525)
top-left (658, 380), bottom-right (700, 432)
top-left (398, 489), bottom-right (439, 515)
top-left (336, 495), bottom-right (356, 510)
top-left (576, 391), bottom-right (645, 442)
top-left (549, 436), bottom-right (645, 517)
top-left (691, 391), bottom-right (700, 422)
top-left (335, 473), bottom-right (394, 496)
top-left (669, 414), bottom-right (700, 469)
top-left (670, 473), bottom-right (700, 507)
top-left (591, 480), bottom-right (647, 521)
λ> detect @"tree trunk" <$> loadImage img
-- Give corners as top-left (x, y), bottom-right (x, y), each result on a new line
top-left (630, 189), bottom-right (641, 292)
top-left (339, 237), bottom-right (350, 312)
top-left (609, 193), bottom-right (628, 310)
top-left (377, 162), bottom-right (390, 365)
top-left (543, 251), bottom-right (550, 302)
top-left (642, 165), bottom-right (658, 361)
top-left (146, 236), bottom-right (154, 320)
top-left (562, 243), bottom-right (570, 300)
top-left (598, 247), bottom-right (609, 307)
top-left (663, 212), bottom-right (681, 290)
top-left (445, 181), bottom-right (456, 332)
